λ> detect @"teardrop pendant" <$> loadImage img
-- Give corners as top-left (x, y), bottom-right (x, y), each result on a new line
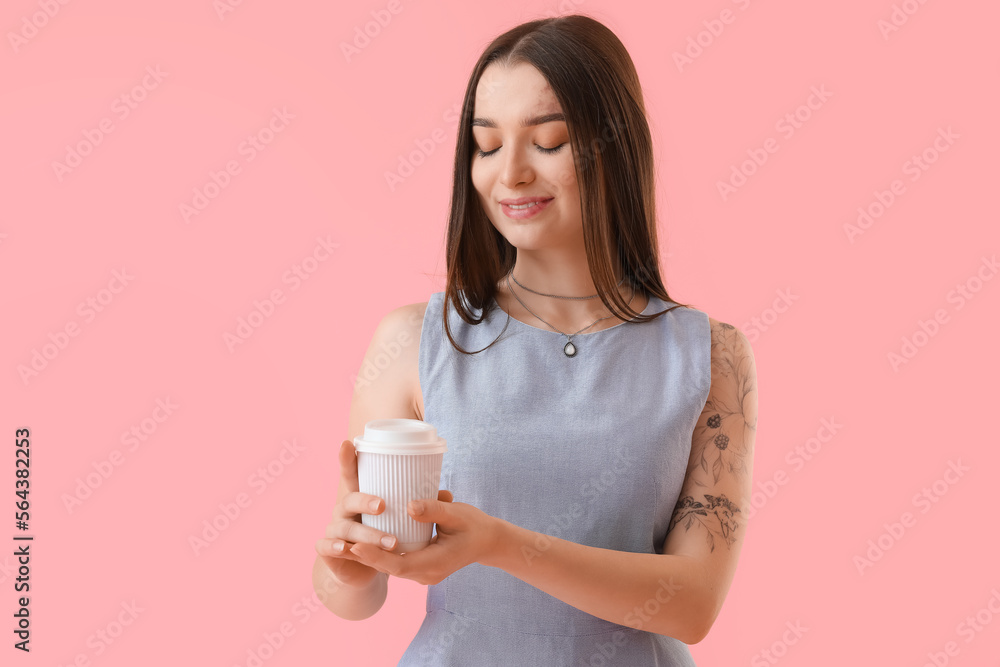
top-left (563, 340), bottom-right (577, 357)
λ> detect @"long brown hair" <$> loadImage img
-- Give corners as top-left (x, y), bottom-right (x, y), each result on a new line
top-left (442, 13), bottom-right (694, 354)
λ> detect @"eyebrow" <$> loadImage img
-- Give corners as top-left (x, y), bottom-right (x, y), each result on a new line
top-left (471, 112), bottom-right (566, 129)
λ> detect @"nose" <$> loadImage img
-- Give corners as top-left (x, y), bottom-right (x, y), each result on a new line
top-left (498, 143), bottom-right (534, 188)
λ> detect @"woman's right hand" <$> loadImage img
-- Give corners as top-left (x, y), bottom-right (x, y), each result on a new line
top-left (315, 439), bottom-right (399, 589)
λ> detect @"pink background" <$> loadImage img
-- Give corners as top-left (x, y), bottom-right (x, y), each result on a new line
top-left (2, 0), bottom-right (998, 665)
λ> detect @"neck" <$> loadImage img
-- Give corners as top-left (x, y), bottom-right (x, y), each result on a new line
top-left (497, 250), bottom-right (643, 332)
top-left (506, 249), bottom-right (615, 298)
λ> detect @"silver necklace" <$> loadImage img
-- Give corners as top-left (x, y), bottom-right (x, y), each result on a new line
top-left (510, 273), bottom-right (625, 300)
top-left (505, 272), bottom-right (636, 358)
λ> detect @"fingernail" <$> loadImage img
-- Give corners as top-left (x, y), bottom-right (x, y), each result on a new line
top-left (381, 536), bottom-right (395, 549)
top-left (369, 499), bottom-right (380, 512)
top-left (333, 541), bottom-right (345, 553)
top-left (410, 501), bottom-right (424, 515)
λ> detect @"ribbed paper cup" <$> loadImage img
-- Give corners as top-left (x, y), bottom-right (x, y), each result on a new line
top-left (354, 419), bottom-right (447, 554)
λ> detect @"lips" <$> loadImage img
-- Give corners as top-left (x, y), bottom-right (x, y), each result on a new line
top-left (499, 196), bottom-right (553, 205)
top-left (499, 197), bottom-right (553, 219)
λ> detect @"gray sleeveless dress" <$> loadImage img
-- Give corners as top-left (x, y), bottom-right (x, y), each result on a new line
top-left (397, 289), bottom-right (711, 666)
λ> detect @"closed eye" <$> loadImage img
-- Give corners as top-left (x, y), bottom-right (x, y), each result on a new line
top-left (476, 143), bottom-right (566, 158)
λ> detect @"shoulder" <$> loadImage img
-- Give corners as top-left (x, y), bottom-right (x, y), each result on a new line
top-left (361, 301), bottom-right (430, 420)
top-left (374, 301), bottom-right (428, 346)
top-left (705, 316), bottom-right (754, 360)
top-left (704, 316), bottom-right (757, 415)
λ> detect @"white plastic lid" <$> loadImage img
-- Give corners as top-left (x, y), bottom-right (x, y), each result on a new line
top-left (353, 419), bottom-right (447, 455)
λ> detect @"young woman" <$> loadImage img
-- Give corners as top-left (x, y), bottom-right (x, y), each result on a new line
top-left (313, 14), bottom-right (758, 666)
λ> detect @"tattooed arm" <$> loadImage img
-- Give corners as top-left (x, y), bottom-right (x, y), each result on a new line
top-left (346, 315), bottom-right (758, 644)
top-left (663, 317), bottom-right (758, 636)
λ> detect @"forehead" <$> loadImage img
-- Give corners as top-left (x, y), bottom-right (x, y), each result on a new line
top-left (473, 62), bottom-right (561, 116)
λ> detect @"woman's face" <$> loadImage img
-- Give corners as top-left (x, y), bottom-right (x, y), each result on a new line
top-left (470, 62), bottom-right (582, 252)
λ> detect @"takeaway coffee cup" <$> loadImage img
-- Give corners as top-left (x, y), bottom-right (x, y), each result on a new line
top-left (354, 419), bottom-right (447, 554)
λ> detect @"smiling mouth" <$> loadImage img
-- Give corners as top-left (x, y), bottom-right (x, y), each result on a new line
top-left (499, 198), bottom-right (554, 219)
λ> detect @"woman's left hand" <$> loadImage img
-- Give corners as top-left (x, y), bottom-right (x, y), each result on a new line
top-left (346, 490), bottom-right (504, 585)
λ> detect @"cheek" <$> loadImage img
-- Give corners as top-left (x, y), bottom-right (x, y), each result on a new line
top-left (470, 160), bottom-right (490, 193)
top-left (551, 154), bottom-right (578, 190)
top-left (470, 164), bottom-right (493, 212)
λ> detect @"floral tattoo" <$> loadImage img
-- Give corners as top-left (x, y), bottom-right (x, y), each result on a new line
top-left (668, 319), bottom-right (757, 553)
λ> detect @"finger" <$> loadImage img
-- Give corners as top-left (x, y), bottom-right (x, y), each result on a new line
top-left (338, 440), bottom-right (359, 493)
top-left (351, 541), bottom-right (439, 579)
top-left (408, 498), bottom-right (450, 523)
top-left (349, 541), bottom-right (407, 576)
top-left (315, 538), bottom-right (376, 570)
top-left (316, 534), bottom-right (392, 560)
top-left (339, 491), bottom-right (387, 517)
top-left (315, 538), bottom-right (353, 558)
top-left (438, 489), bottom-right (454, 503)
top-left (325, 520), bottom-right (399, 551)
top-left (316, 548), bottom-right (378, 587)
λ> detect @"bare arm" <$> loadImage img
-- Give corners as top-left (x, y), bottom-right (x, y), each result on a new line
top-left (312, 302), bottom-right (427, 620)
top-left (482, 317), bottom-right (758, 643)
